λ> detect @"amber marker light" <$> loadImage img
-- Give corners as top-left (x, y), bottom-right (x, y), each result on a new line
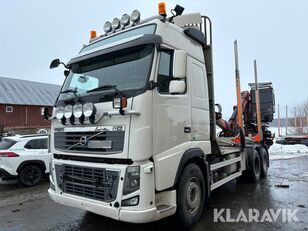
top-left (158, 2), bottom-right (167, 16)
top-left (90, 30), bottom-right (97, 39)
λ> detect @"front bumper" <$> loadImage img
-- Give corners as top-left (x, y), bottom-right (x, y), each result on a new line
top-left (48, 158), bottom-right (176, 223)
top-left (48, 188), bottom-right (165, 223)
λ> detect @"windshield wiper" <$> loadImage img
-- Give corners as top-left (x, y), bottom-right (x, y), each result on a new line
top-left (87, 85), bottom-right (120, 94)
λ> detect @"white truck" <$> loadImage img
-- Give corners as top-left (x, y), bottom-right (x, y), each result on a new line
top-left (45, 4), bottom-right (274, 228)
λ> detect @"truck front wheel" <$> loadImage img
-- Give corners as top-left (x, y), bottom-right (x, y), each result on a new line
top-left (177, 163), bottom-right (205, 228)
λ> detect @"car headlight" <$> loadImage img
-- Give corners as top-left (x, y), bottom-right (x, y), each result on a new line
top-left (73, 104), bottom-right (83, 119)
top-left (64, 105), bottom-right (73, 119)
top-left (123, 166), bottom-right (140, 195)
top-left (55, 107), bottom-right (64, 120)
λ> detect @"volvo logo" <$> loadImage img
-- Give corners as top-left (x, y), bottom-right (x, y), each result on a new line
top-left (79, 136), bottom-right (88, 146)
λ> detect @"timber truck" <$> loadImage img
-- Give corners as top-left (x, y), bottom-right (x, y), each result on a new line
top-left (44, 3), bottom-right (275, 228)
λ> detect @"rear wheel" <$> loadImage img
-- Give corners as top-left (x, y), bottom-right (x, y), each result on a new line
top-left (177, 163), bottom-right (205, 229)
top-left (19, 165), bottom-right (42, 187)
top-left (248, 149), bottom-right (261, 183)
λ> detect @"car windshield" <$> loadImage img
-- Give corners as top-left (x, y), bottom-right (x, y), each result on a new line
top-left (0, 139), bottom-right (17, 150)
top-left (58, 45), bottom-right (154, 102)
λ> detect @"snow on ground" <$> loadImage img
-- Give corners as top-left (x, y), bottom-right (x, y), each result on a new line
top-left (269, 142), bottom-right (308, 160)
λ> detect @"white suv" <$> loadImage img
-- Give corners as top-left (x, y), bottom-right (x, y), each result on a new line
top-left (0, 134), bottom-right (50, 187)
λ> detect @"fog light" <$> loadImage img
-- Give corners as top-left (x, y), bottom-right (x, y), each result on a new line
top-left (104, 21), bottom-right (112, 33)
top-left (64, 105), bottom-right (73, 119)
top-left (55, 107), bottom-right (64, 120)
top-left (121, 196), bottom-right (139, 206)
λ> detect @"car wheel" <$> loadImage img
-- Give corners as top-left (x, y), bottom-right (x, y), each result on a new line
top-left (248, 149), bottom-right (261, 183)
top-left (19, 165), bottom-right (42, 187)
top-left (260, 148), bottom-right (269, 178)
top-left (177, 163), bottom-right (205, 229)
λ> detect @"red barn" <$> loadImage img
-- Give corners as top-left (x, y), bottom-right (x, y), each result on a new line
top-left (0, 77), bottom-right (60, 134)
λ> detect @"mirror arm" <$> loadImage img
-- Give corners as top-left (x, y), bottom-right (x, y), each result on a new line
top-left (60, 62), bottom-right (69, 69)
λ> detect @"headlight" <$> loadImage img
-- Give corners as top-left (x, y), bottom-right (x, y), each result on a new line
top-left (130, 10), bottom-right (141, 23)
top-left (83, 102), bottom-right (96, 118)
top-left (112, 18), bottom-right (121, 30)
top-left (64, 105), bottom-right (73, 119)
top-left (123, 166), bottom-right (140, 195)
top-left (121, 14), bottom-right (130, 27)
top-left (73, 104), bottom-right (83, 119)
top-left (104, 21), bottom-right (112, 33)
top-left (55, 107), bottom-right (64, 120)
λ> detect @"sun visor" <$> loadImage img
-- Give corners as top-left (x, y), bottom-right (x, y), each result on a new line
top-left (67, 34), bottom-right (162, 67)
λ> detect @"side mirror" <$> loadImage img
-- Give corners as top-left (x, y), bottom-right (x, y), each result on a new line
top-left (173, 50), bottom-right (187, 78)
top-left (50, 59), bottom-right (60, 69)
top-left (41, 107), bottom-right (51, 120)
top-left (169, 80), bottom-right (186, 94)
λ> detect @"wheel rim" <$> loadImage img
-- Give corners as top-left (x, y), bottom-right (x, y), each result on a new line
top-left (21, 167), bottom-right (40, 185)
top-left (186, 177), bottom-right (201, 214)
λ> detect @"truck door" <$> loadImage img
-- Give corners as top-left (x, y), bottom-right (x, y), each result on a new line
top-left (152, 50), bottom-right (192, 190)
top-left (189, 58), bottom-right (210, 141)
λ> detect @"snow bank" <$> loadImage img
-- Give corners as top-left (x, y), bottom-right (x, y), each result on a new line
top-left (269, 142), bottom-right (308, 160)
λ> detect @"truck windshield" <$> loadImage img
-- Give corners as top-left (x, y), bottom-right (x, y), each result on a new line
top-left (58, 45), bottom-right (154, 102)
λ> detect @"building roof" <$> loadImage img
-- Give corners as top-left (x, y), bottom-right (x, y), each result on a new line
top-left (0, 76), bottom-right (61, 106)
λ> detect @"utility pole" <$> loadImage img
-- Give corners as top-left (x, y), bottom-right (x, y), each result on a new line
top-left (294, 107), bottom-right (297, 130)
top-left (278, 104), bottom-right (281, 137)
top-left (300, 107), bottom-right (303, 133)
top-left (286, 105), bottom-right (288, 136)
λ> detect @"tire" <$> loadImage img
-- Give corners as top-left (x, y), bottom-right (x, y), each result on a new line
top-left (260, 148), bottom-right (269, 178)
top-left (19, 165), bottom-right (42, 187)
top-left (248, 149), bottom-right (261, 183)
top-left (177, 163), bottom-right (205, 229)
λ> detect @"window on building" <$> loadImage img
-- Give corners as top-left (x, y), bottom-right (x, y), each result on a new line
top-left (24, 138), bottom-right (48, 150)
top-left (157, 51), bottom-right (173, 94)
top-left (5, 106), bottom-right (13, 113)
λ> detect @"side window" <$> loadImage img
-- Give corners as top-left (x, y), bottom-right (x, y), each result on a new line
top-left (38, 139), bottom-right (47, 149)
top-left (24, 139), bottom-right (47, 150)
top-left (24, 140), bottom-right (38, 149)
top-left (157, 52), bottom-right (172, 94)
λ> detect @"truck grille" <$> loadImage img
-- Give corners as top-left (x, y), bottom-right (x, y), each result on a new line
top-left (54, 131), bottom-right (124, 153)
top-left (55, 165), bottom-right (119, 202)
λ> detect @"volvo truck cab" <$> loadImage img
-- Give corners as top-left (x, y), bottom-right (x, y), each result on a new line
top-left (47, 4), bottom-right (272, 228)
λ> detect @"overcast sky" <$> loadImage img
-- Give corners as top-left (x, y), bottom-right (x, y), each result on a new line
top-left (0, 0), bottom-right (307, 117)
